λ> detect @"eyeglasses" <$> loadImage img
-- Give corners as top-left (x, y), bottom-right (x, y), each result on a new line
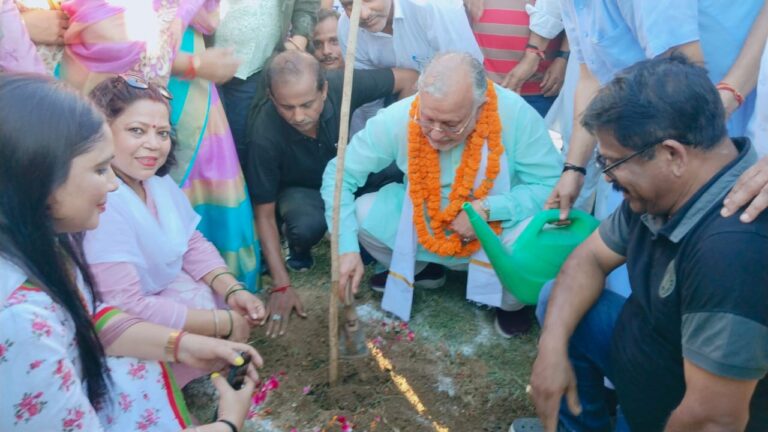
top-left (596, 143), bottom-right (659, 176)
top-left (412, 108), bottom-right (474, 136)
top-left (118, 73), bottom-right (173, 100)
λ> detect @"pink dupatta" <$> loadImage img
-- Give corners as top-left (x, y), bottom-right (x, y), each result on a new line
top-left (60, 0), bottom-right (218, 93)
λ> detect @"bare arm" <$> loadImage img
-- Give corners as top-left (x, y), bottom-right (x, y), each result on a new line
top-left (254, 202), bottom-right (306, 336)
top-left (717, 1), bottom-right (768, 116)
top-left (531, 231), bottom-right (626, 432)
top-left (665, 360), bottom-right (758, 432)
top-left (255, 202), bottom-right (290, 288)
top-left (502, 31), bottom-right (552, 93)
top-left (391, 68), bottom-right (419, 98)
top-left (544, 62), bottom-right (600, 219)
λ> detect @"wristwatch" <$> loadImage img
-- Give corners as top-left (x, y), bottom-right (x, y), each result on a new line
top-left (480, 198), bottom-right (491, 220)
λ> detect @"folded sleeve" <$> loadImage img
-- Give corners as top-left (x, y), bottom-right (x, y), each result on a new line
top-left (90, 262), bottom-right (188, 329)
top-left (182, 230), bottom-right (226, 281)
top-left (679, 230), bottom-right (768, 380)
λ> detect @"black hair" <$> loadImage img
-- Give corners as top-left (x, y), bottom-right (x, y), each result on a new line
top-left (88, 76), bottom-right (177, 177)
top-left (265, 50), bottom-right (326, 95)
top-left (316, 7), bottom-right (340, 24)
top-left (582, 54), bottom-right (727, 158)
top-left (0, 73), bottom-right (111, 406)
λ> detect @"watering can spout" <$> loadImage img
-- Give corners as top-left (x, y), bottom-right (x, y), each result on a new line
top-left (462, 202), bottom-right (515, 267)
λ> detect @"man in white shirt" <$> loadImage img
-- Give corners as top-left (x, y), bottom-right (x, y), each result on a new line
top-left (337, 0), bottom-right (483, 161)
top-left (338, 0), bottom-right (482, 71)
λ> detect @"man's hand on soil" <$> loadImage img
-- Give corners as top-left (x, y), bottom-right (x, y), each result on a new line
top-left (262, 285), bottom-right (307, 337)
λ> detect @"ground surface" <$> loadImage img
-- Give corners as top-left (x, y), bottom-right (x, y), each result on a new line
top-left (186, 240), bottom-right (540, 432)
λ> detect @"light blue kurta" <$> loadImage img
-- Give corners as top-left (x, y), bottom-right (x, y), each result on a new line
top-left (561, 0), bottom-right (762, 136)
top-left (321, 84), bottom-right (563, 266)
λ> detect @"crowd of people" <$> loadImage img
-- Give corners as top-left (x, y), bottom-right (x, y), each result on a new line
top-left (0, 0), bottom-right (767, 431)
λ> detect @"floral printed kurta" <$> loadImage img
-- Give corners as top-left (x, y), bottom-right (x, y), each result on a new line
top-left (0, 261), bottom-right (192, 431)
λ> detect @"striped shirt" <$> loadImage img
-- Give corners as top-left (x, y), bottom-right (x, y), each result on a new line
top-left (472, 0), bottom-right (563, 95)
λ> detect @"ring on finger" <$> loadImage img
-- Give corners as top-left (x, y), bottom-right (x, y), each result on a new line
top-left (271, 314), bottom-right (282, 321)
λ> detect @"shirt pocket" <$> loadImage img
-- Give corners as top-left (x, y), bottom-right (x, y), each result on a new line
top-left (589, 22), bottom-right (646, 76)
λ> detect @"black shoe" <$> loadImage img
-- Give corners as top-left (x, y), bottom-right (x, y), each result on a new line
top-left (285, 248), bottom-right (314, 272)
top-left (494, 307), bottom-right (533, 338)
top-left (369, 263), bottom-right (446, 292)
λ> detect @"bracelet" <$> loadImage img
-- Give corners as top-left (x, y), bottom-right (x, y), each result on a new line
top-left (224, 281), bottom-right (246, 301)
top-left (268, 284), bottom-right (290, 295)
top-left (525, 43), bottom-right (546, 60)
top-left (224, 287), bottom-right (247, 304)
top-left (165, 331), bottom-right (180, 362)
top-left (224, 310), bottom-right (234, 339)
top-left (285, 37), bottom-right (302, 50)
top-left (212, 309), bottom-right (220, 338)
top-left (210, 271), bottom-right (234, 289)
top-left (555, 50), bottom-right (570, 61)
top-left (716, 82), bottom-right (744, 107)
top-left (217, 419), bottom-right (238, 432)
top-left (174, 331), bottom-right (186, 363)
top-left (562, 163), bottom-right (587, 175)
top-left (182, 54), bottom-right (199, 80)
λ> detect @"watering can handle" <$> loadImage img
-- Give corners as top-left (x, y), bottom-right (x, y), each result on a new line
top-left (516, 209), bottom-right (590, 244)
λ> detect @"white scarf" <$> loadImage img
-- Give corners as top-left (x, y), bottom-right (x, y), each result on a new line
top-left (382, 143), bottom-right (510, 321)
top-left (84, 175), bottom-right (200, 295)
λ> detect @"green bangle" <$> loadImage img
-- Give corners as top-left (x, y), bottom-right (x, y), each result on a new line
top-left (224, 287), bottom-right (247, 304)
top-left (210, 271), bottom-right (234, 288)
top-left (224, 310), bottom-right (234, 339)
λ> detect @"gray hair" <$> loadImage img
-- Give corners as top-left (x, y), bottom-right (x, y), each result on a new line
top-left (417, 52), bottom-right (487, 108)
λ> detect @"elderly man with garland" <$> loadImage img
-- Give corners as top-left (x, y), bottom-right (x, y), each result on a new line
top-left (321, 52), bottom-right (562, 335)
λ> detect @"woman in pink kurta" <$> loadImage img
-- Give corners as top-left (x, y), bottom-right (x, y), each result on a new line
top-left (84, 76), bottom-right (265, 387)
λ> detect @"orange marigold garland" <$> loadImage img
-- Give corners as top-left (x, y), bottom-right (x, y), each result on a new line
top-left (408, 80), bottom-right (504, 257)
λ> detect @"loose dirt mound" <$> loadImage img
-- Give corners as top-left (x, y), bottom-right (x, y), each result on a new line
top-left (187, 243), bottom-right (539, 431)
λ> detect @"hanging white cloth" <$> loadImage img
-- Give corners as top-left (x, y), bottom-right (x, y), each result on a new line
top-left (382, 142), bottom-right (511, 321)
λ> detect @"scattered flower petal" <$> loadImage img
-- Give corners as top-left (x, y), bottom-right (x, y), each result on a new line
top-left (303, 385), bottom-right (311, 395)
top-left (407, 331), bottom-right (415, 342)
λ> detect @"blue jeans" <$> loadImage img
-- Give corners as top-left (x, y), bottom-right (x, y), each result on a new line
top-left (536, 282), bottom-right (630, 432)
top-left (522, 94), bottom-right (556, 118)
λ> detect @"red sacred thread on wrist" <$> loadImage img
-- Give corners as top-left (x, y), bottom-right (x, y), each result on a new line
top-left (525, 43), bottom-right (546, 60)
top-left (182, 55), bottom-right (197, 80)
top-left (269, 285), bottom-right (290, 295)
top-left (716, 82), bottom-right (744, 107)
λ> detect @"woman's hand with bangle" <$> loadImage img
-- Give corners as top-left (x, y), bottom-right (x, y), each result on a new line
top-left (262, 285), bottom-right (307, 338)
top-left (226, 312), bottom-right (251, 343)
top-left (210, 372), bottom-right (256, 432)
top-left (175, 332), bottom-right (263, 377)
top-left (226, 290), bottom-right (265, 326)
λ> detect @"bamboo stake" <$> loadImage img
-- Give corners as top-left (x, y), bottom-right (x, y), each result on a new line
top-left (329, 0), bottom-right (363, 387)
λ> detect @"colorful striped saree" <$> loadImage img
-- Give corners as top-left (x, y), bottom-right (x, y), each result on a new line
top-left (60, 0), bottom-right (260, 290)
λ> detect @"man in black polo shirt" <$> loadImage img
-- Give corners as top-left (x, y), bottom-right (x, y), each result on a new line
top-left (245, 50), bottom-right (416, 337)
top-left (525, 56), bottom-right (768, 432)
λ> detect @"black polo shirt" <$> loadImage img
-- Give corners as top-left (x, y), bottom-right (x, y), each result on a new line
top-left (245, 69), bottom-right (395, 204)
top-left (599, 138), bottom-right (768, 431)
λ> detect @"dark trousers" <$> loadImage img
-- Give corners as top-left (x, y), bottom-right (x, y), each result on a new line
top-left (220, 70), bottom-right (267, 168)
top-left (277, 187), bottom-right (327, 253)
top-left (276, 163), bottom-right (403, 253)
top-left (523, 94), bottom-right (557, 118)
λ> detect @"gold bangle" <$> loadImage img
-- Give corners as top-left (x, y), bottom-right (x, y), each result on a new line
top-left (165, 330), bottom-right (180, 362)
top-left (210, 270), bottom-right (234, 289)
top-left (212, 309), bottom-right (220, 338)
top-left (224, 288), bottom-right (247, 304)
top-left (224, 282), bottom-right (246, 303)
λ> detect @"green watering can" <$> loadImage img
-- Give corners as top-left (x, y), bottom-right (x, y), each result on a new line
top-left (463, 203), bottom-right (600, 304)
